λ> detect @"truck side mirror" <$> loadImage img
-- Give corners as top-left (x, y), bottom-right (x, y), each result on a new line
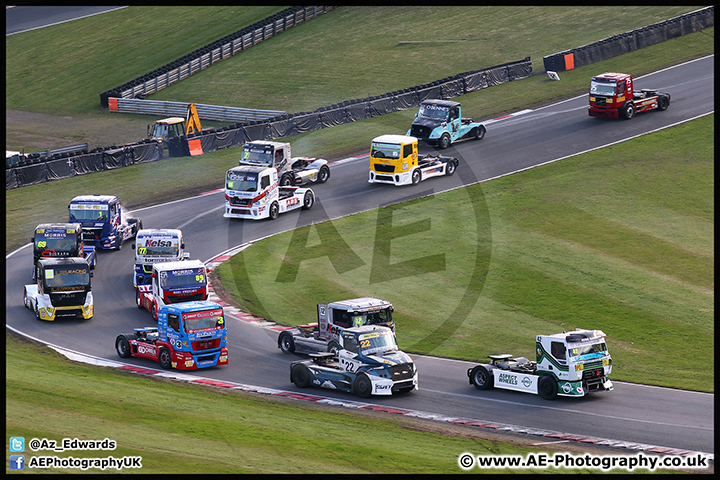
top-left (181, 243), bottom-right (185, 249)
top-left (131, 243), bottom-right (135, 250)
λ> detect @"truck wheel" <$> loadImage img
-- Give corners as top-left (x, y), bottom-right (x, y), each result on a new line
top-left (318, 165), bottom-right (330, 183)
top-left (116, 336), bottom-right (131, 358)
top-left (445, 159), bottom-right (457, 176)
top-left (33, 302), bottom-right (41, 320)
top-left (657, 95), bottom-right (670, 111)
top-left (538, 375), bottom-right (558, 400)
top-left (151, 302), bottom-right (158, 320)
top-left (280, 174), bottom-right (295, 186)
top-left (327, 341), bottom-right (340, 355)
top-left (622, 103), bottom-right (635, 120)
top-left (269, 202), bottom-right (279, 220)
top-left (135, 289), bottom-right (143, 309)
top-left (470, 365), bottom-right (493, 390)
top-left (301, 191), bottom-right (314, 210)
top-left (291, 364), bottom-right (311, 388)
top-left (411, 169), bottom-right (421, 185)
top-left (438, 133), bottom-right (451, 149)
top-left (353, 373), bottom-right (373, 398)
top-left (23, 288), bottom-right (29, 308)
top-left (158, 347), bottom-right (172, 369)
top-left (278, 332), bottom-right (295, 354)
top-left (473, 125), bottom-right (486, 141)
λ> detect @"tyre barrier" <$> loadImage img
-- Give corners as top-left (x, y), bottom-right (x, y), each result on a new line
top-left (543, 6), bottom-right (713, 72)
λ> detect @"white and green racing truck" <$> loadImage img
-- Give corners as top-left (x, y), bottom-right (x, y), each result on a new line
top-left (468, 329), bottom-right (613, 400)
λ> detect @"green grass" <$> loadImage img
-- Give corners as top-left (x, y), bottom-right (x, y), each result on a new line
top-left (7, 333), bottom-right (619, 474)
top-left (215, 114), bottom-right (714, 393)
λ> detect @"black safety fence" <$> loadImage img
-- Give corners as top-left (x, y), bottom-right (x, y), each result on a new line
top-left (7, 141), bottom-right (163, 190)
top-left (543, 6), bottom-right (714, 72)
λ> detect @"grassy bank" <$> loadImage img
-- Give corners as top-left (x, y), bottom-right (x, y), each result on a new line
top-left (215, 114), bottom-right (714, 393)
top-left (6, 333), bottom-right (616, 474)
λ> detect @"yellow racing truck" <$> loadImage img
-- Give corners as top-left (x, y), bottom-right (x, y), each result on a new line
top-left (368, 134), bottom-right (459, 186)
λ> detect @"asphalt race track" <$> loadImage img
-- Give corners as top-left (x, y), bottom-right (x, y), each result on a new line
top-left (5, 13), bottom-right (714, 458)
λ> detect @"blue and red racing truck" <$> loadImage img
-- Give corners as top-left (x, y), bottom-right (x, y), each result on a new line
top-left (136, 259), bottom-right (209, 320)
top-left (31, 223), bottom-right (96, 279)
top-left (68, 195), bottom-right (142, 250)
top-left (115, 300), bottom-right (228, 370)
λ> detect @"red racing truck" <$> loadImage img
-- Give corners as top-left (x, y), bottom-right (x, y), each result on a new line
top-left (136, 259), bottom-right (208, 320)
top-left (115, 300), bottom-right (228, 370)
top-left (588, 72), bottom-right (670, 120)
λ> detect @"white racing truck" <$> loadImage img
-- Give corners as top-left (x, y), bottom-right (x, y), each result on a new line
top-left (467, 329), bottom-right (613, 400)
top-left (132, 228), bottom-right (189, 287)
top-left (278, 297), bottom-right (395, 355)
top-left (223, 165), bottom-right (315, 220)
top-left (240, 140), bottom-right (330, 186)
top-left (289, 325), bottom-right (418, 398)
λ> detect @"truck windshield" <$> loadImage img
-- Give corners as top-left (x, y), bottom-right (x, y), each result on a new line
top-left (137, 243), bottom-right (178, 258)
top-left (568, 342), bottom-right (607, 358)
top-left (352, 308), bottom-right (393, 327)
top-left (590, 81), bottom-right (616, 96)
top-left (418, 104), bottom-right (449, 121)
top-left (241, 146), bottom-right (273, 167)
top-left (182, 308), bottom-right (224, 332)
top-left (358, 331), bottom-right (398, 356)
top-left (44, 267), bottom-right (90, 288)
top-left (160, 268), bottom-right (207, 289)
top-left (226, 171), bottom-right (259, 192)
top-left (371, 142), bottom-right (401, 159)
top-left (69, 205), bottom-right (108, 221)
top-left (35, 236), bottom-right (78, 253)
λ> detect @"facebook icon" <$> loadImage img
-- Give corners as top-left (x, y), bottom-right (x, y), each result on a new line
top-left (10, 455), bottom-right (25, 470)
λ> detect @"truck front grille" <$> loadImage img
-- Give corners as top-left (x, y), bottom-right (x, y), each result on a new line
top-left (410, 125), bottom-right (431, 138)
top-left (50, 292), bottom-right (87, 307)
top-left (388, 363), bottom-right (415, 381)
top-left (373, 163), bottom-right (395, 173)
top-left (192, 339), bottom-right (220, 351)
top-left (167, 292), bottom-right (206, 304)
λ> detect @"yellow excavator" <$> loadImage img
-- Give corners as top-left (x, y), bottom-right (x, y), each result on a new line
top-left (147, 103), bottom-right (202, 143)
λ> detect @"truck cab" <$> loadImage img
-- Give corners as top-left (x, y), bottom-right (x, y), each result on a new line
top-left (278, 297), bottom-right (395, 354)
top-left (132, 229), bottom-right (188, 287)
top-left (31, 223), bottom-right (96, 279)
top-left (535, 329), bottom-right (613, 397)
top-left (408, 99), bottom-right (485, 149)
top-left (223, 165), bottom-right (315, 220)
top-left (589, 72), bottom-right (670, 119)
top-left (369, 134), bottom-right (458, 186)
top-left (240, 140), bottom-right (330, 186)
top-left (115, 300), bottom-right (228, 370)
top-left (289, 325), bottom-right (418, 397)
top-left (68, 195), bottom-right (142, 250)
top-left (136, 259), bottom-right (209, 320)
top-left (24, 257), bottom-right (93, 321)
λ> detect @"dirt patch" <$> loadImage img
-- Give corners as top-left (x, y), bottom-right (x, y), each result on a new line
top-left (5, 109), bottom-right (149, 153)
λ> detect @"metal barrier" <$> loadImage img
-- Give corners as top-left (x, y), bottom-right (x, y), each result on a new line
top-left (109, 98), bottom-right (285, 123)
